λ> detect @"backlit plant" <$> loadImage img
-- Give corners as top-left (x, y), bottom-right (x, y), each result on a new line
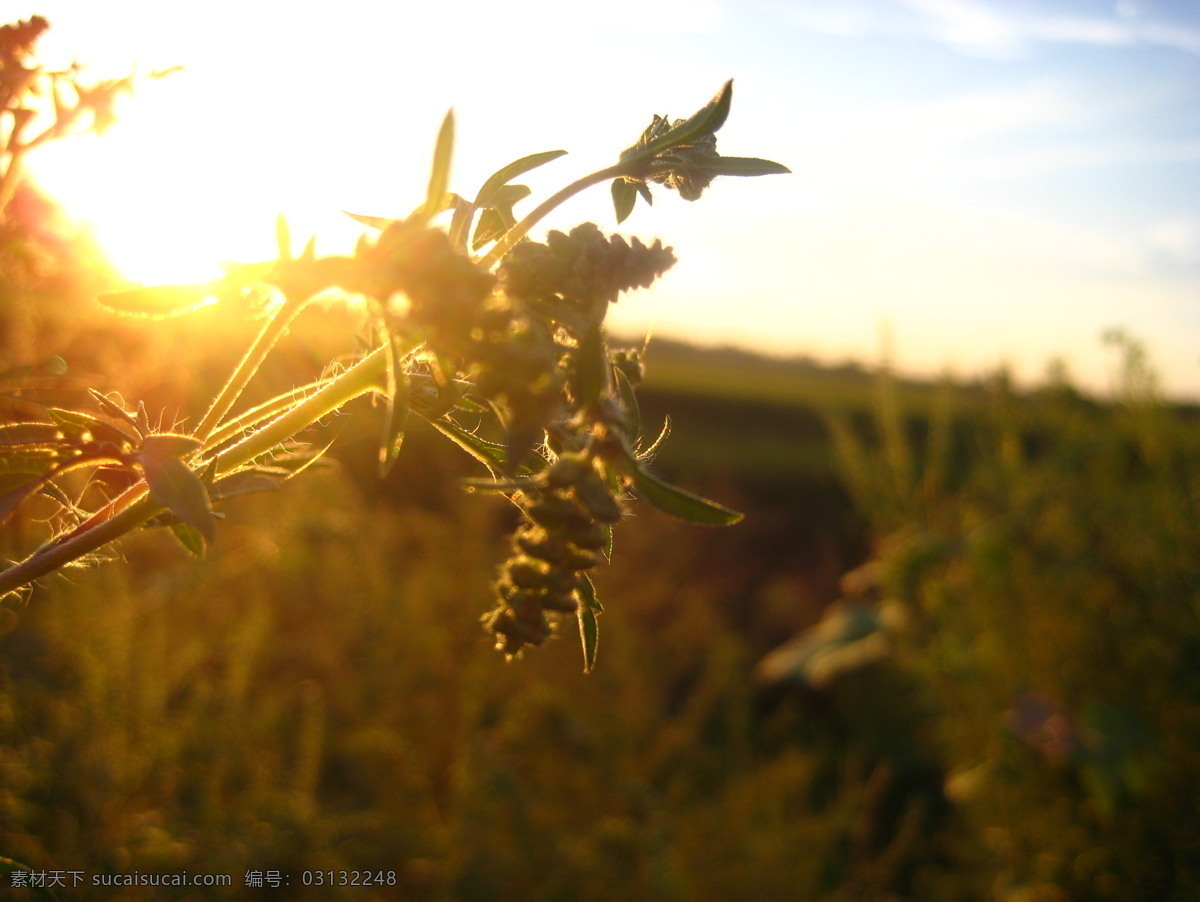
top-left (0, 21), bottom-right (788, 669)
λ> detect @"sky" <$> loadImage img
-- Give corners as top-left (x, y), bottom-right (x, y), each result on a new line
top-left (14, 0), bottom-right (1200, 398)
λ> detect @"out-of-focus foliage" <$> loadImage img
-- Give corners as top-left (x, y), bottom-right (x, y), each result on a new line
top-left (830, 341), bottom-right (1200, 900)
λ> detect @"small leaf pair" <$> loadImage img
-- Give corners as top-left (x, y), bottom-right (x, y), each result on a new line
top-left (136, 434), bottom-right (214, 545)
top-left (610, 80), bottom-right (790, 223)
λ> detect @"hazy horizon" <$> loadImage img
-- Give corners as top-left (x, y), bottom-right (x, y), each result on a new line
top-left (18, 0), bottom-right (1200, 400)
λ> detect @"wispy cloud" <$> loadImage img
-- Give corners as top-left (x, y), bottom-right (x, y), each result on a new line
top-left (784, 0), bottom-right (1200, 58)
top-left (901, 0), bottom-right (1200, 57)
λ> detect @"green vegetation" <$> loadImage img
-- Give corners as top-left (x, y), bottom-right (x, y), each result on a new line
top-left (2, 15), bottom-right (1198, 902)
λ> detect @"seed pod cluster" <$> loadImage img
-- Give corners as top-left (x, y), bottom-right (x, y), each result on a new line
top-left (647, 127), bottom-right (721, 201)
top-left (500, 222), bottom-right (676, 308)
top-left (361, 226), bottom-right (495, 354)
top-left (358, 226), bottom-right (565, 464)
top-left (609, 348), bottom-right (645, 387)
top-left (483, 450), bottom-right (623, 657)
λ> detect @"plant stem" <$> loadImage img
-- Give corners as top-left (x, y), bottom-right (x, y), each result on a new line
top-left (478, 163), bottom-right (626, 269)
top-left (0, 344), bottom-right (394, 598)
top-left (195, 293), bottom-right (309, 440)
top-left (0, 495), bottom-right (156, 599)
top-left (212, 343), bottom-right (390, 472)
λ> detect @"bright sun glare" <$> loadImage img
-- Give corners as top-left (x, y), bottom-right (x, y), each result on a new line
top-left (29, 70), bottom-right (381, 288)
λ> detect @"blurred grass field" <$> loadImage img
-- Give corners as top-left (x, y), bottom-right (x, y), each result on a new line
top-left (2, 187), bottom-right (1200, 900)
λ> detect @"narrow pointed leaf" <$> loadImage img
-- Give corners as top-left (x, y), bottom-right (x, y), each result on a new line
top-left (48, 408), bottom-right (138, 446)
top-left (470, 184), bottom-right (529, 249)
top-left (461, 476), bottom-right (536, 492)
top-left (615, 434), bottom-right (741, 525)
top-left (170, 522), bottom-right (207, 557)
top-left (0, 422), bottom-right (64, 445)
top-left (613, 365), bottom-right (641, 442)
top-left (208, 471), bottom-right (284, 501)
top-left (630, 80), bottom-right (734, 162)
top-left (707, 156), bottom-right (791, 177)
top-left (576, 574), bottom-right (603, 673)
top-left (471, 207), bottom-right (507, 250)
top-left (476, 149), bottom-right (567, 204)
top-left (276, 213), bottom-right (292, 260)
top-left (97, 284), bottom-right (218, 319)
top-left (89, 390), bottom-right (144, 438)
top-left (379, 352), bottom-right (410, 477)
top-left (423, 110), bottom-right (455, 219)
top-left (448, 193), bottom-right (477, 250)
top-left (611, 178), bottom-right (637, 224)
top-left (422, 415), bottom-right (505, 475)
top-left (483, 183), bottom-right (531, 207)
top-left (422, 414), bottom-right (538, 478)
top-left (343, 210), bottom-right (393, 230)
top-left (627, 463), bottom-right (743, 525)
top-left (0, 449), bottom-right (60, 478)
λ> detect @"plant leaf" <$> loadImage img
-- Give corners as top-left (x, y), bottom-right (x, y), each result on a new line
top-left (469, 184), bottom-right (531, 250)
top-left (461, 476), bottom-right (535, 492)
top-left (705, 155), bottom-right (791, 177)
top-left (170, 522), bottom-right (207, 557)
top-left (423, 109), bottom-right (455, 220)
top-left (343, 210), bottom-right (393, 230)
top-left (48, 408), bottom-right (138, 446)
top-left (576, 573), bottom-right (603, 673)
top-left (613, 365), bottom-right (641, 442)
top-left (379, 346), bottom-right (410, 478)
top-left (0, 422), bottom-right (64, 445)
top-left (471, 207), bottom-right (507, 250)
top-left (629, 465), bottom-right (742, 525)
top-left (208, 470), bottom-right (286, 501)
top-left (611, 178), bottom-right (637, 224)
top-left (97, 284), bottom-right (218, 319)
top-left (276, 212), bottom-right (292, 260)
top-left (89, 390), bottom-right (145, 439)
top-left (615, 437), bottom-right (742, 525)
top-left (627, 80), bottom-right (734, 163)
top-left (475, 149), bottom-right (566, 204)
top-left (422, 415), bottom-right (506, 475)
top-left (137, 436), bottom-right (214, 541)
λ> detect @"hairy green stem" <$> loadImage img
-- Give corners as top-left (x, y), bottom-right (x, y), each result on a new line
top-left (478, 163), bottom-right (626, 269)
top-left (0, 148), bottom-right (638, 597)
top-left (195, 293), bottom-right (309, 440)
top-left (0, 344), bottom-right (393, 597)
top-left (0, 494), bottom-right (156, 598)
top-left (200, 371), bottom-right (341, 455)
top-left (212, 343), bottom-right (389, 471)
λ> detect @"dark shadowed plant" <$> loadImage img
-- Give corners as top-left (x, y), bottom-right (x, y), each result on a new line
top-left (827, 342), bottom-right (1200, 899)
top-left (0, 17), bottom-right (789, 671)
